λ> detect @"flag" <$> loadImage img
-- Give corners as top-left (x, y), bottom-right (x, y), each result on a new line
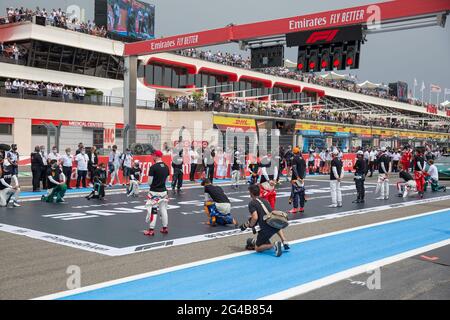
top-left (420, 81), bottom-right (425, 92)
top-left (430, 84), bottom-right (441, 93)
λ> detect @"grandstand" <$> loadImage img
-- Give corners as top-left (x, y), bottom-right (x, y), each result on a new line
top-left (0, 18), bottom-right (449, 154)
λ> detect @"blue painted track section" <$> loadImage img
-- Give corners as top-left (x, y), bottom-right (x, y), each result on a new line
top-left (60, 210), bottom-right (450, 300)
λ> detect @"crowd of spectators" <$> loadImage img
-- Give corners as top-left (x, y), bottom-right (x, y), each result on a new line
top-left (177, 49), bottom-right (444, 111)
top-left (1, 7), bottom-right (107, 38)
top-left (0, 42), bottom-right (27, 64)
top-left (3, 78), bottom-right (87, 101)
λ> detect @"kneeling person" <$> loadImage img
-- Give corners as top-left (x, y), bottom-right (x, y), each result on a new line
top-left (86, 163), bottom-right (107, 200)
top-left (42, 160), bottom-right (67, 203)
top-left (241, 185), bottom-right (289, 257)
top-left (0, 160), bottom-right (21, 207)
top-left (127, 160), bottom-right (142, 197)
top-left (202, 179), bottom-right (237, 226)
top-left (397, 165), bottom-right (417, 198)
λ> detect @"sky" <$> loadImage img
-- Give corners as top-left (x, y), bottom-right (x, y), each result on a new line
top-left (2, 0), bottom-right (449, 103)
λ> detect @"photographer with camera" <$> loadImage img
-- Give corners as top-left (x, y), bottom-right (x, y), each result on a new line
top-left (240, 184), bottom-right (289, 257)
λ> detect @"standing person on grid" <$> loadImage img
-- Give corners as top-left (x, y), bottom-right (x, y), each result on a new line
top-left (108, 145), bottom-right (121, 187)
top-left (376, 147), bottom-right (392, 200)
top-left (121, 148), bottom-right (133, 187)
top-left (401, 146), bottom-right (412, 173)
top-left (39, 146), bottom-right (48, 190)
top-left (61, 148), bottom-right (73, 189)
top-left (231, 150), bottom-right (241, 190)
top-left (6, 144), bottom-right (19, 176)
top-left (171, 146), bottom-right (184, 193)
top-left (329, 150), bottom-right (344, 208)
top-left (75, 147), bottom-right (89, 188)
top-left (413, 148), bottom-right (426, 198)
top-left (144, 150), bottom-right (170, 236)
top-left (289, 147), bottom-right (306, 214)
top-left (189, 144), bottom-right (199, 182)
top-left (353, 150), bottom-right (367, 203)
top-left (87, 146), bottom-right (98, 187)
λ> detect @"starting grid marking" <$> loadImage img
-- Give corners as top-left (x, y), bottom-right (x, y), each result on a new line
top-left (1, 194), bottom-right (450, 256)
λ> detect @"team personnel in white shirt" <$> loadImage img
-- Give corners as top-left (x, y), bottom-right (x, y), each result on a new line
top-left (61, 148), bottom-right (73, 189)
top-left (376, 147), bottom-right (392, 200)
top-left (47, 146), bottom-right (61, 163)
top-left (329, 150), bottom-right (344, 208)
top-left (189, 146), bottom-right (200, 182)
top-left (75, 147), bottom-right (89, 188)
top-left (392, 150), bottom-right (401, 172)
top-left (425, 159), bottom-right (446, 192)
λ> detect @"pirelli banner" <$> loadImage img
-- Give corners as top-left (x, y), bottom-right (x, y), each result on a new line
top-left (213, 116), bottom-right (257, 131)
top-left (295, 122), bottom-right (450, 140)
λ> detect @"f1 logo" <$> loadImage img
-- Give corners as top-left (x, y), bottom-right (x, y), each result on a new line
top-left (306, 29), bottom-right (339, 44)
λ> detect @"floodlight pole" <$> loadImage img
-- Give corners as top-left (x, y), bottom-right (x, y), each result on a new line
top-left (124, 56), bottom-right (138, 147)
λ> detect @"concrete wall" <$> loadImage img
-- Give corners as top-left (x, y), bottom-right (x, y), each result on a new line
top-left (0, 97), bottom-right (213, 153)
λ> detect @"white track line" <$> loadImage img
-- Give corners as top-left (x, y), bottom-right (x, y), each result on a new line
top-left (260, 239), bottom-right (450, 300)
top-left (34, 207), bottom-right (450, 300)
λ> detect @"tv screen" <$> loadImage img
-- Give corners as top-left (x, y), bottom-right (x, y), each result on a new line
top-left (107, 0), bottom-right (155, 40)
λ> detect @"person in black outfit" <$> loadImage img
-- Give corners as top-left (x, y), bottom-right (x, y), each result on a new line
top-left (353, 150), bottom-right (368, 203)
top-left (86, 163), bottom-right (107, 200)
top-left (240, 185), bottom-right (289, 257)
top-left (171, 147), bottom-right (183, 192)
top-left (31, 145), bottom-right (46, 192)
top-left (87, 146), bottom-right (98, 186)
top-left (39, 145), bottom-right (48, 190)
top-left (289, 147), bottom-right (306, 213)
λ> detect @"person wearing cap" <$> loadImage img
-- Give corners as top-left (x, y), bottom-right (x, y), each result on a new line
top-left (329, 150), bottom-right (344, 208)
top-left (144, 150), bottom-right (170, 236)
top-left (0, 157), bottom-right (21, 207)
top-left (201, 178), bottom-right (237, 226)
top-left (353, 150), bottom-right (368, 203)
top-left (127, 160), bottom-right (142, 197)
top-left (375, 147), bottom-right (392, 200)
top-left (289, 146), bottom-right (306, 213)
